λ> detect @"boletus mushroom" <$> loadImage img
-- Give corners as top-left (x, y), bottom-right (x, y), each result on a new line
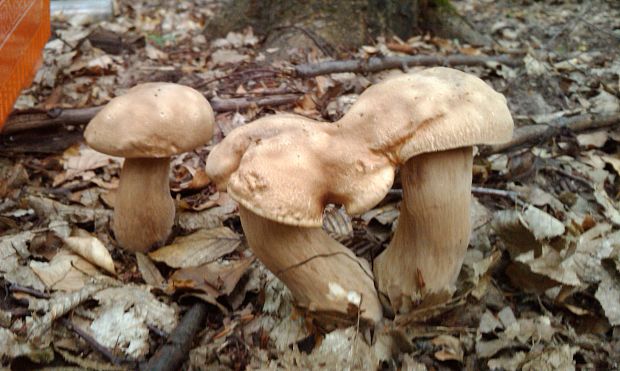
top-left (206, 114), bottom-right (387, 326)
top-left (206, 67), bottom-right (512, 323)
top-left (336, 68), bottom-right (514, 313)
top-left (85, 83), bottom-right (214, 252)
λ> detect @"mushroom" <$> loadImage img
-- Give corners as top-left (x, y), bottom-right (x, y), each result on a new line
top-left (206, 114), bottom-right (387, 326)
top-left (335, 68), bottom-right (513, 313)
top-left (85, 83), bottom-right (214, 252)
top-left (206, 67), bottom-right (513, 322)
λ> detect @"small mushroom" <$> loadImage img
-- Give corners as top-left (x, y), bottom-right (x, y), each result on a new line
top-left (206, 114), bottom-right (386, 326)
top-left (336, 68), bottom-right (514, 313)
top-left (85, 83), bottom-right (214, 252)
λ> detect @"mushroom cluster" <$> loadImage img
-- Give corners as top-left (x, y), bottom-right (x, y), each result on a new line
top-left (85, 83), bottom-right (214, 252)
top-left (206, 67), bottom-right (513, 322)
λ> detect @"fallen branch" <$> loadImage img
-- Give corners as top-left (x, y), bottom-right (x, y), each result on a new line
top-left (9, 283), bottom-right (51, 299)
top-left (481, 112), bottom-right (620, 155)
top-left (3, 107), bottom-right (103, 134)
top-left (1, 94), bottom-right (301, 134)
top-left (210, 94), bottom-right (299, 112)
top-left (293, 54), bottom-right (522, 78)
top-left (141, 302), bottom-right (208, 371)
top-left (61, 318), bottom-right (130, 366)
top-left (390, 187), bottom-right (524, 205)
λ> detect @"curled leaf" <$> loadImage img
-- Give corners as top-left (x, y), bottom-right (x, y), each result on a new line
top-left (64, 236), bottom-right (116, 275)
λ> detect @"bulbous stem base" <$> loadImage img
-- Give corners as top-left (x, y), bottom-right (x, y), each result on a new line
top-left (239, 206), bottom-right (382, 327)
top-left (113, 157), bottom-right (175, 252)
top-left (374, 147), bottom-right (473, 314)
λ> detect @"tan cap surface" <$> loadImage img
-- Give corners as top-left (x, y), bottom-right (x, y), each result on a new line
top-left (339, 67), bottom-right (514, 164)
top-left (205, 114), bottom-right (394, 227)
top-left (85, 83), bottom-right (214, 158)
top-left (206, 68), bottom-right (513, 227)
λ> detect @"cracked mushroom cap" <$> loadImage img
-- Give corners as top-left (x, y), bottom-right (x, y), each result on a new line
top-left (340, 67), bottom-right (514, 163)
top-left (84, 83), bottom-right (214, 158)
top-left (205, 114), bottom-right (394, 227)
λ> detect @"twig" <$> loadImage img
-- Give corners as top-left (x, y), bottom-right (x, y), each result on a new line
top-left (194, 67), bottom-right (282, 89)
top-left (480, 113), bottom-right (620, 155)
top-left (389, 187), bottom-right (524, 205)
top-left (542, 167), bottom-right (593, 190)
top-left (1, 94), bottom-right (301, 135)
top-left (293, 54), bottom-right (522, 78)
top-left (9, 283), bottom-right (50, 299)
top-left (60, 317), bottom-right (129, 366)
top-left (471, 186), bottom-right (524, 206)
top-left (2, 106), bottom-right (103, 134)
top-left (141, 302), bottom-right (209, 371)
top-left (210, 94), bottom-right (299, 112)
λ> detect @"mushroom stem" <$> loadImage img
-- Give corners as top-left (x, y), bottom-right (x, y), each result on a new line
top-left (374, 147), bottom-right (473, 314)
top-left (113, 157), bottom-right (175, 252)
top-left (238, 206), bottom-right (382, 326)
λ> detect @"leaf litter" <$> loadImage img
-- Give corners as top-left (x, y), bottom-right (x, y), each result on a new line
top-left (1, 0), bottom-right (620, 369)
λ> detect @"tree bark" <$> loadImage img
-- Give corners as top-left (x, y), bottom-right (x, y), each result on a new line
top-left (207, 0), bottom-right (487, 55)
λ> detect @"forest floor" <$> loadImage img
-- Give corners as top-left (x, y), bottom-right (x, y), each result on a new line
top-left (1, 0), bottom-right (620, 369)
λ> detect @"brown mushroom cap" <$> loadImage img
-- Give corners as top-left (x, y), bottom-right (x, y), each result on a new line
top-left (339, 67), bottom-right (514, 164)
top-left (84, 83), bottom-right (214, 158)
top-left (205, 114), bottom-right (394, 227)
top-left (206, 68), bottom-right (513, 228)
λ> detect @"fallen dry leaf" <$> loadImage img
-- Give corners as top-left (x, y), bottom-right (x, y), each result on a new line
top-left (64, 236), bottom-right (115, 275)
top-left (211, 49), bottom-right (249, 66)
top-left (515, 245), bottom-right (581, 286)
top-left (53, 145), bottom-right (121, 187)
top-left (492, 205), bottom-right (565, 258)
top-left (90, 285), bottom-right (178, 358)
top-left (30, 249), bottom-right (102, 291)
top-left (521, 344), bottom-right (578, 370)
top-left (576, 130), bottom-right (609, 149)
top-left (149, 227), bottom-right (241, 268)
top-left (135, 252), bottom-right (166, 288)
top-left (432, 334), bottom-right (463, 362)
top-left (0, 328), bottom-right (45, 362)
top-left (595, 270), bottom-right (620, 326)
top-left (168, 256), bottom-right (254, 297)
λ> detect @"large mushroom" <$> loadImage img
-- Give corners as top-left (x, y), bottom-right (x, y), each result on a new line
top-left (206, 67), bottom-right (512, 323)
top-left (206, 114), bottom-right (387, 326)
top-left (85, 83), bottom-right (214, 252)
top-left (335, 68), bottom-right (514, 313)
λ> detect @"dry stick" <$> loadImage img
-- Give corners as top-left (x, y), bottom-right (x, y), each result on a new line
top-left (9, 283), bottom-right (51, 299)
top-left (1, 94), bottom-right (301, 135)
top-left (293, 54), bottom-right (522, 78)
top-left (3, 106), bottom-right (103, 134)
top-left (60, 318), bottom-right (130, 366)
top-left (389, 187), bottom-right (523, 205)
top-left (480, 113), bottom-right (620, 155)
top-left (141, 302), bottom-right (209, 371)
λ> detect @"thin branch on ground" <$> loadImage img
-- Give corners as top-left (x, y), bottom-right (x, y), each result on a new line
top-left (389, 187), bottom-right (524, 205)
top-left (480, 113), bottom-right (620, 155)
top-left (61, 317), bottom-right (131, 366)
top-left (9, 283), bottom-right (51, 299)
top-left (141, 302), bottom-right (208, 371)
top-left (292, 54), bottom-right (522, 78)
top-left (2, 94), bottom-right (301, 134)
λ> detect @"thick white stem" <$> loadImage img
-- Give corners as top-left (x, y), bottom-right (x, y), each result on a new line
top-left (374, 147), bottom-right (473, 314)
top-left (113, 157), bottom-right (175, 252)
top-left (239, 206), bottom-right (382, 326)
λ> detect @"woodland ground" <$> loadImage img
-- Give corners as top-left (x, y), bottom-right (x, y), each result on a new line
top-left (1, 0), bottom-right (620, 370)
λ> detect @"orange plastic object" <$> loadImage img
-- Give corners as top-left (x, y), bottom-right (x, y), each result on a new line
top-left (0, 0), bottom-right (50, 130)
